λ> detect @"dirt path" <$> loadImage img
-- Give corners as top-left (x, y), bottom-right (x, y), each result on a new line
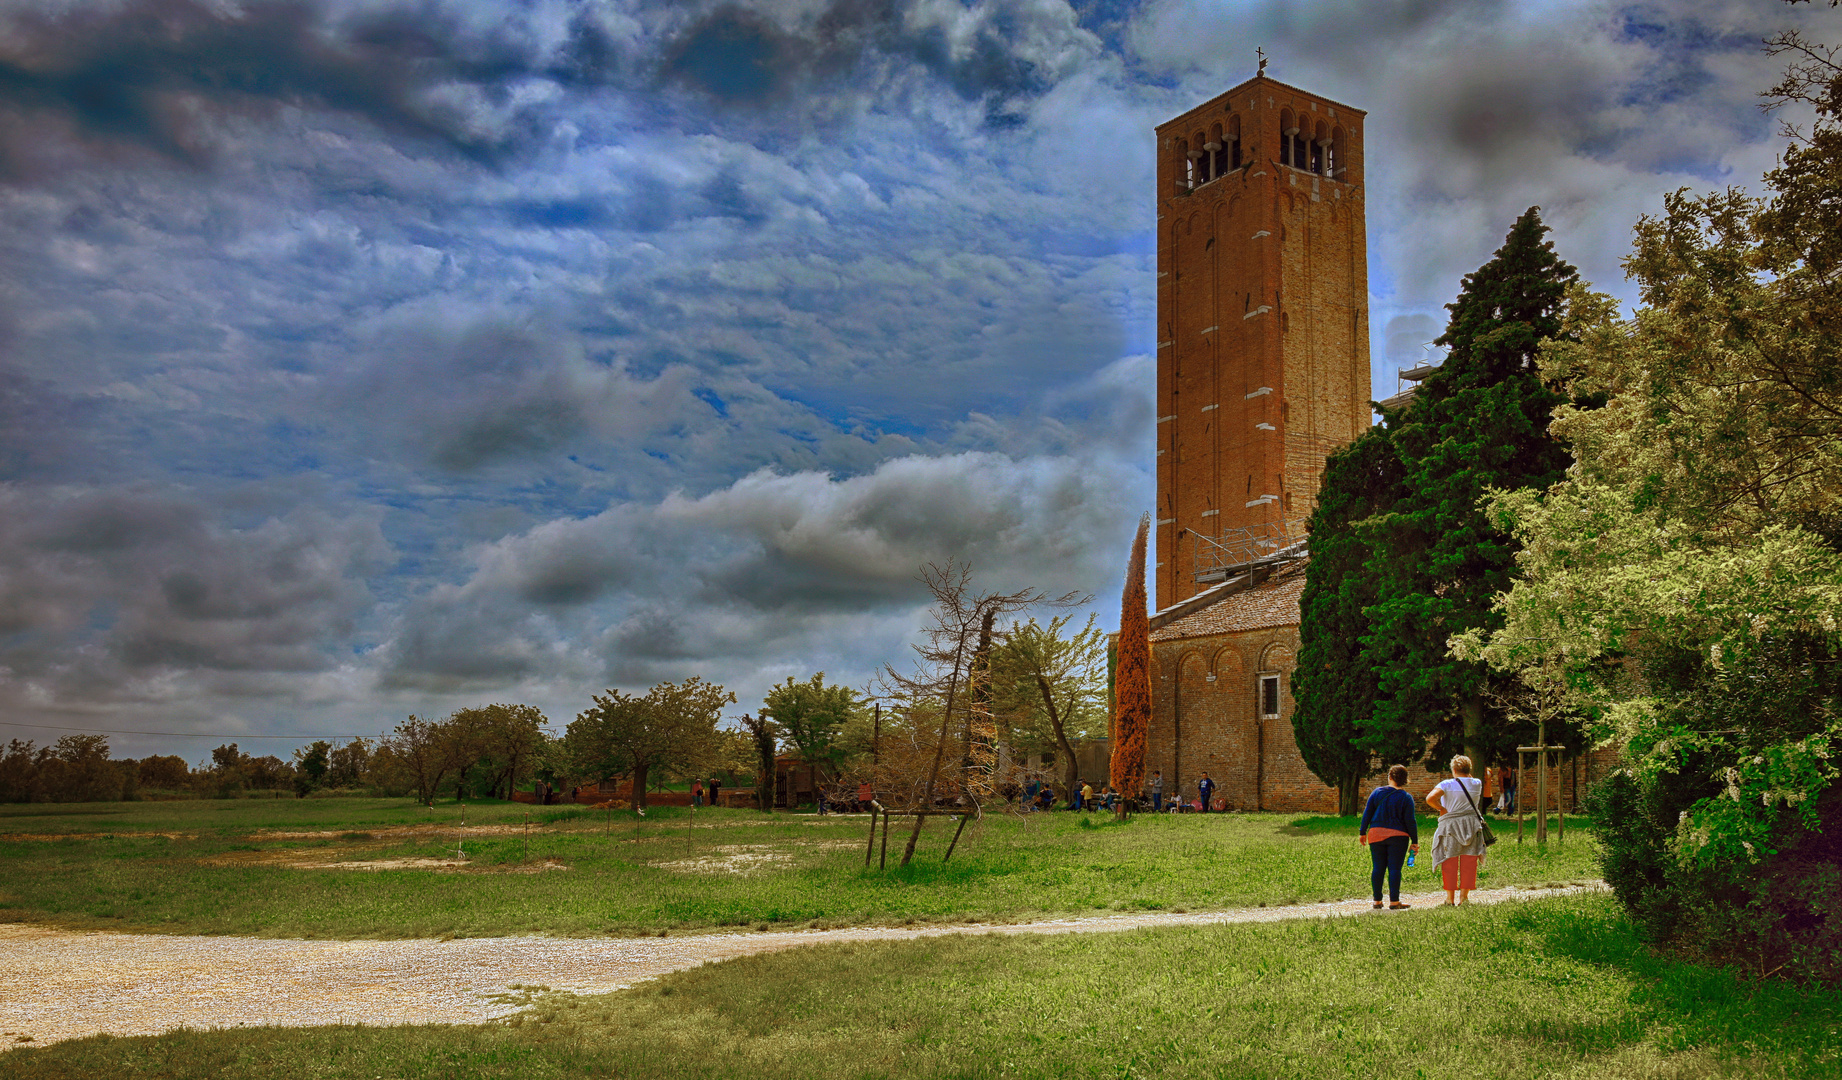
top-left (0, 882), bottom-right (1604, 1048)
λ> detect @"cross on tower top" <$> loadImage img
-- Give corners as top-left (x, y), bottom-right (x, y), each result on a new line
top-left (1257, 47), bottom-right (1267, 76)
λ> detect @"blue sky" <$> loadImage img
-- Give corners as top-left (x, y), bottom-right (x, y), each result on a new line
top-left (0, 0), bottom-right (1827, 760)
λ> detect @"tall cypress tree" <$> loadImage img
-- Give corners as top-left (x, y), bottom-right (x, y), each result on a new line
top-left (1364, 207), bottom-right (1580, 768)
top-left (1293, 422), bottom-right (1404, 814)
top-left (1110, 513), bottom-right (1150, 800)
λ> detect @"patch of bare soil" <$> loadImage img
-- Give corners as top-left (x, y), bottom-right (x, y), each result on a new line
top-left (0, 832), bottom-right (196, 842)
top-left (201, 847), bottom-right (570, 874)
top-left (0, 882), bottom-right (1607, 1049)
top-left (653, 847), bottom-right (793, 874)
top-left (248, 824), bottom-right (537, 840)
top-left (307, 858), bottom-right (571, 874)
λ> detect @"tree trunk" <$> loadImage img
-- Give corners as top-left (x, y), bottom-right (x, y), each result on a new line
top-left (966, 610), bottom-right (995, 769)
top-left (632, 757), bottom-right (650, 811)
top-left (1339, 772), bottom-right (1360, 817)
top-left (903, 667), bottom-right (963, 866)
top-left (1037, 674), bottom-right (1078, 802)
top-left (1461, 694), bottom-right (1485, 773)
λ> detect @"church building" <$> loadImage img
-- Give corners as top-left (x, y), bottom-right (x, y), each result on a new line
top-left (1144, 68), bottom-right (1370, 812)
top-left (1142, 70), bottom-right (1605, 814)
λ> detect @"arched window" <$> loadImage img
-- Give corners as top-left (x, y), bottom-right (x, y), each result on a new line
top-left (1227, 114), bottom-right (1243, 171)
top-left (1176, 137), bottom-right (1193, 190)
top-left (1278, 109), bottom-right (1295, 167)
top-left (1311, 121), bottom-right (1328, 174)
top-left (1329, 126), bottom-right (1345, 176)
top-left (1194, 130), bottom-right (1211, 184)
top-left (1207, 124), bottom-right (1225, 182)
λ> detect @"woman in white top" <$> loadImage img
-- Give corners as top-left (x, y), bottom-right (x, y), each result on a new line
top-left (1425, 756), bottom-right (1488, 905)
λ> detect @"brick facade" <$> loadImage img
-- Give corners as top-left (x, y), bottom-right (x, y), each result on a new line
top-left (1146, 559), bottom-right (1618, 814)
top-left (1155, 73), bottom-right (1371, 610)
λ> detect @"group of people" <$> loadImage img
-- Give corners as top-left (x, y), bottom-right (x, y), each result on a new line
top-left (1358, 756), bottom-right (1492, 909)
top-left (1015, 770), bottom-right (1229, 814)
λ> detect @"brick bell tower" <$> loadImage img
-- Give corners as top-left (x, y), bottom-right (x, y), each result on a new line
top-left (1154, 70), bottom-right (1372, 610)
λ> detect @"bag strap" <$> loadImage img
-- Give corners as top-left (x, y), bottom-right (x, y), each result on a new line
top-left (1453, 776), bottom-right (1482, 818)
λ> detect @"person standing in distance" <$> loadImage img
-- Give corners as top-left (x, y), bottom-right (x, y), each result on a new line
top-left (1197, 772), bottom-right (1215, 813)
top-left (1150, 771), bottom-right (1164, 813)
top-left (1359, 764), bottom-right (1419, 909)
top-left (1426, 756), bottom-right (1488, 905)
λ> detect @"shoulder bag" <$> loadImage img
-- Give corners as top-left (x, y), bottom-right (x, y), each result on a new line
top-left (1453, 778), bottom-right (1497, 847)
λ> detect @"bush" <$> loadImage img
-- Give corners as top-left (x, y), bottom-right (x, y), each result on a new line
top-left (1590, 767), bottom-right (1842, 983)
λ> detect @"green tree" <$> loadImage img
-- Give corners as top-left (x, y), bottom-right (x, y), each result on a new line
top-left (451, 703), bottom-right (549, 799)
top-left (1366, 207), bottom-right (1582, 769)
top-left (380, 718), bottom-right (447, 806)
top-left (991, 613), bottom-right (1108, 798)
top-left (292, 741), bottom-right (332, 797)
top-left (1294, 424), bottom-right (1404, 814)
top-left (568, 678), bottom-right (736, 811)
top-left (761, 673), bottom-right (858, 778)
top-left (1457, 26), bottom-right (1842, 978)
top-left (325, 738), bottom-right (370, 789)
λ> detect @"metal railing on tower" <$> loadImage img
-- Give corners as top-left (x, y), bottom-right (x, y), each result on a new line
top-left (1191, 517), bottom-right (1310, 584)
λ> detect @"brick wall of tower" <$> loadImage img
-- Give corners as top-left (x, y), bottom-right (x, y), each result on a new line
top-left (1154, 76), bottom-right (1371, 611)
top-left (1276, 167), bottom-right (1370, 521)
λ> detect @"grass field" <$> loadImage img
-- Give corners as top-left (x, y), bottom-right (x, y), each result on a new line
top-left (0, 798), bottom-right (1600, 938)
top-left (6, 892), bottom-right (1839, 1079)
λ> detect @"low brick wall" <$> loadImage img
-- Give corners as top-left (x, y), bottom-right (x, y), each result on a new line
top-left (510, 789), bottom-right (697, 807)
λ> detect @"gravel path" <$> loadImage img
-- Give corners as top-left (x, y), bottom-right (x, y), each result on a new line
top-left (0, 881), bottom-right (1605, 1049)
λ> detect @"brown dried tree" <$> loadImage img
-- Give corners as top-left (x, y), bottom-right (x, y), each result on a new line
top-left (1110, 512), bottom-right (1151, 801)
top-left (881, 561), bottom-right (1082, 866)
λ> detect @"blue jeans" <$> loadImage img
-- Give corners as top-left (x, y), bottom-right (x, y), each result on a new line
top-left (1370, 835), bottom-right (1410, 902)
top-left (1152, 792), bottom-right (1163, 812)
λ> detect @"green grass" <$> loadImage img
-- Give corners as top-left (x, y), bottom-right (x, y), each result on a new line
top-left (6, 893), bottom-right (1837, 1079)
top-left (0, 798), bottom-right (1602, 939)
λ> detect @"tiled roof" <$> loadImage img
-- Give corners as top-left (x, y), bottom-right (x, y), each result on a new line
top-left (1149, 560), bottom-right (1307, 642)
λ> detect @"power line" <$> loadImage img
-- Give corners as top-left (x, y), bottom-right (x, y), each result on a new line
top-left (0, 720), bottom-right (373, 740)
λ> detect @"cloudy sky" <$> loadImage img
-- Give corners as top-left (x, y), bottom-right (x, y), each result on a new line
top-left (0, 0), bottom-right (1828, 760)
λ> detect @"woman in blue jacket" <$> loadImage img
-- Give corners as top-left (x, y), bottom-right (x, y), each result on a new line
top-left (1359, 765), bottom-right (1419, 910)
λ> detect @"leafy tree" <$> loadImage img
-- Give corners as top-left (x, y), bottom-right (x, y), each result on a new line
top-left (569, 678), bottom-right (736, 811)
top-left (1294, 424), bottom-right (1404, 813)
top-left (991, 613), bottom-right (1108, 798)
top-left (1458, 24), bottom-right (1842, 979)
top-left (762, 673), bottom-right (858, 777)
top-left (381, 717), bottom-right (448, 806)
top-left (1365, 207), bottom-right (1582, 769)
top-left (138, 754), bottom-right (191, 791)
top-left (325, 738), bottom-right (370, 789)
top-left (292, 741), bottom-right (332, 797)
top-left (450, 703), bottom-right (549, 799)
top-left (0, 736), bottom-right (132, 802)
top-left (1110, 513), bottom-right (1150, 799)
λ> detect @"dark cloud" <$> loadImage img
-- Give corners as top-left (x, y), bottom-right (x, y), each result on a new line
top-left (0, 0), bottom-right (1103, 183)
top-left (0, 488), bottom-right (388, 685)
top-left (374, 449), bottom-right (1138, 699)
top-left (663, 0), bottom-right (1094, 117)
top-left (0, 0), bottom-right (514, 176)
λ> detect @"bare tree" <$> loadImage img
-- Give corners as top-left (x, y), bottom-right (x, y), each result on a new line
top-left (880, 562), bottom-right (1083, 866)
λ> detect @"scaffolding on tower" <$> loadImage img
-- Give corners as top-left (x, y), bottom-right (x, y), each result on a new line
top-left (1191, 517), bottom-right (1310, 585)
